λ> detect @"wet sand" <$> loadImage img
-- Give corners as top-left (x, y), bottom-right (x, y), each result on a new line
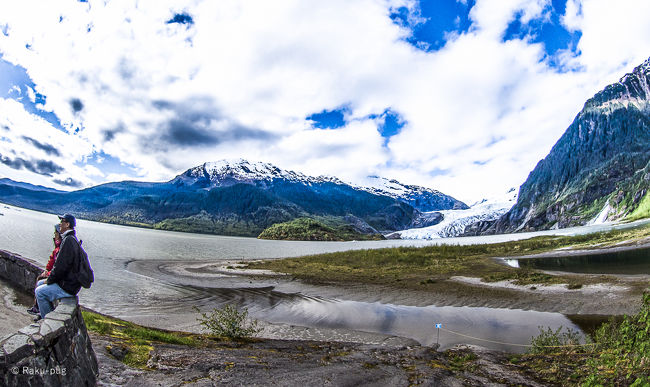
top-left (111, 240), bottom-right (650, 353)
top-left (130, 256), bottom-right (648, 317)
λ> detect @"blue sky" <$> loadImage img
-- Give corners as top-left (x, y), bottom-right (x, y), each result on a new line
top-left (0, 0), bottom-right (649, 203)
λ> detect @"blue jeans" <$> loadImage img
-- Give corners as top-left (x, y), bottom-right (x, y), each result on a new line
top-left (35, 279), bottom-right (73, 319)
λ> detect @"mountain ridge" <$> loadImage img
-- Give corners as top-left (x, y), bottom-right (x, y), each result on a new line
top-left (0, 159), bottom-right (467, 238)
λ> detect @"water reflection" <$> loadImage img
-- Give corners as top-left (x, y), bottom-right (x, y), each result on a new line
top-left (505, 247), bottom-right (650, 274)
top-left (264, 299), bottom-right (580, 352)
top-left (174, 284), bottom-right (581, 353)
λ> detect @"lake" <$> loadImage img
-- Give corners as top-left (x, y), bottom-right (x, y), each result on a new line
top-left (2, 203), bottom-right (647, 352)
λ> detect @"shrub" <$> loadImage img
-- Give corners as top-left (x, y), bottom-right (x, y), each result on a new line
top-left (585, 292), bottom-right (650, 385)
top-left (526, 293), bottom-right (650, 385)
top-left (528, 326), bottom-right (585, 355)
top-left (195, 304), bottom-right (261, 339)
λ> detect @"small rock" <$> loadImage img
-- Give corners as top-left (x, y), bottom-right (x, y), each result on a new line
top-left (107, 344), bottom-right (129, 361)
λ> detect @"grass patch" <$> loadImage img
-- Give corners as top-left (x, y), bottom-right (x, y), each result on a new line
top-left (248, 223), bottom-right (650, 288)
top-left (83, 310), bottom-right (198, 346)
top-left (445, 350), bottom-right (479, 372)
top-left (627, 191), bottom-right (650, 222)
top-left (82, 310), bottom-right (201, 368)
top-left (123, 343), bottom-right (154, 368)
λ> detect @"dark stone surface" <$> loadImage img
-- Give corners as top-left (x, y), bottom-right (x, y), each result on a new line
top-left (90, 333), bottom-right (547, 386)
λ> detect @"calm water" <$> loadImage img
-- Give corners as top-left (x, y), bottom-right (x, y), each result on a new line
top-left (505, 247), bottom-right (650, 274)
top-left (2, 203), bottom-right (647, 351)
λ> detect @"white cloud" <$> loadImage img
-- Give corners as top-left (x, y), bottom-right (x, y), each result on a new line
top-left (0, 0), bottom-right (648, 203)
top-left (570, 0), bottom-right (650, 74)
top-left (561, 0), bottom-right (582, 32)
top-left (0, 98), bottom-right (94, 188)
top-left (468, 0), bottom-right (550, 38)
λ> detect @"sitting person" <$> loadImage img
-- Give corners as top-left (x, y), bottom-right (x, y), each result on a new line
top-left (26, 224), bottom-right (62, 315)
top-left (34, 214), bottom-right (84, 321)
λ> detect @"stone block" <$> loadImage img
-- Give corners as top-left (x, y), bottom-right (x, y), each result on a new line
top-left (52, 335), bottom-right (71, 363)
top-left (39, 320), bottom-right (65, 342)
top-left (53, 303), bottom-right (75, 316)
top-left (24, 272), bottom-right (38, 289)
top-left (5, 263), bottom-right (25, 291)
top-left (14, 256), bottom-right (26, 268)
top-left (29, 333), bottom-right (44, 347)
top-left (18, 325), bottom-right (40, 338)
top-left (2, 334), bottom-right (34, 364)
top-left (29, 355), bottom-right (48, 373)
top-left (0, 250), bottom-right (98, 387)
top-left (0, 258), bottom-right (6, 279)
top-left (44, 312), bottom-right (70, 323)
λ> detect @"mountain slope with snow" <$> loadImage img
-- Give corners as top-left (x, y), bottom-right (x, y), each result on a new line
top-left (357, 176), bottom-right (468, 211)
top-left (173, 159), bottom-right (345, 187)
top-left (173, 159), bottom-right (467, 212)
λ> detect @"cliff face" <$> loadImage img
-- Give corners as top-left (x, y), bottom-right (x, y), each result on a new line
top-left (492, 58), bottom-right (650, 233)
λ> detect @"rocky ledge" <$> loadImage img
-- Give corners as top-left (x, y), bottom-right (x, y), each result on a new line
top-left (92, 333), bottom-right (545, 386)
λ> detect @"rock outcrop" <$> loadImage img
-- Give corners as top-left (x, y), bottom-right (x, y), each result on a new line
top-left (492, 57), bottom-right (650, 233)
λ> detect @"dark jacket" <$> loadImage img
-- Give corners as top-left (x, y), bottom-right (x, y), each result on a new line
top-left (47, 229), bottom-right (82, 295)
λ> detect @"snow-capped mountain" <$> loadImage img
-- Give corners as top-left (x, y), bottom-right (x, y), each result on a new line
top-left (395, 188), bottom-right (518, 239)
top-left (173, 159), bottom-right (467, 212)
top-left (356, 176), bottom-right (468, 211)
top-left (173, 159), bottom-right (344, 187)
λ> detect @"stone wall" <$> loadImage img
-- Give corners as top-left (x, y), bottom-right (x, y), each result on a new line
top-left (0, 250), bottom-right (98, 386)
top-left (0, 250), bottom-right (42, 294)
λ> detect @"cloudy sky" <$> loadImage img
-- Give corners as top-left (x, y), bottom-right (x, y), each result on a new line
top-left (0, 0), bottom-right (649, 204)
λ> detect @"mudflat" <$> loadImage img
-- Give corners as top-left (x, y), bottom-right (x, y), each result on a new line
top-left (152, 256), bottom-right (648, 316)
top-left (0, 279), bottom-right (35, 339)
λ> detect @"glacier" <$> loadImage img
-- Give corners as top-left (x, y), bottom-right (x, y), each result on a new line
top-left (394, 188), bottom-right (518, 239)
